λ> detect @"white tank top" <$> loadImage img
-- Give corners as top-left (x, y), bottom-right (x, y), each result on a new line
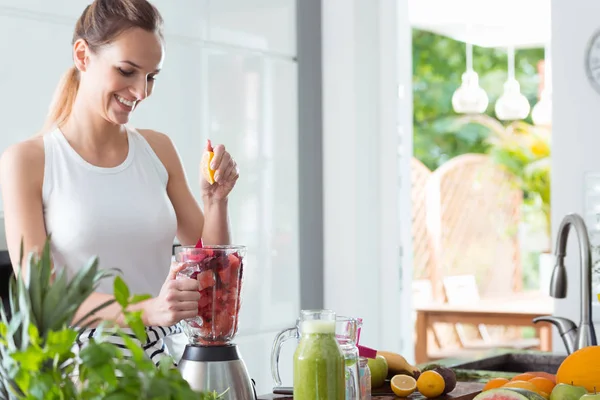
top-left (42, 126), bottom-right (185, 366)
top-left (42, 126), bottom-right (178, 296)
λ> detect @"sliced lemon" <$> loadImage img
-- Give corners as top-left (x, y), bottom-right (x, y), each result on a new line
top-left (201, 151), bottom-right (215, 185)
top-left (391, 374), bottom-right (417, 397)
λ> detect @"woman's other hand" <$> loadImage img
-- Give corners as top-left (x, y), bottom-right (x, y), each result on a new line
top-left (143, 262), bottom-right (200, 326)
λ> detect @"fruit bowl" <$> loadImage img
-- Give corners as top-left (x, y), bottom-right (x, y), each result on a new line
top-left (175, 245), bottom-right (246, 346)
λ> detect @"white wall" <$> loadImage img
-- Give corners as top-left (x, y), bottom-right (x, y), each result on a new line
top-left (0, 0), bottom-right (298, 394)
top-left (551, 0), bottom-right (600, 352)
top-left (321, 0), bottom-right (414, 359)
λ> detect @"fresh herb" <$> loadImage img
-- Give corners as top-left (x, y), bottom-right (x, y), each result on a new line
top-left (198, 389), bottom-right (229, 399)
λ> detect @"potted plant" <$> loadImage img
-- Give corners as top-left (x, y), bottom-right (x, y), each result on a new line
top-left (0, 238), bottom-right (228, 399)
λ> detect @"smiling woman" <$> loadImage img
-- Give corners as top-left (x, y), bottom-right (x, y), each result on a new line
top-left (43, 0), bottom-right (165, 132)
top-left (0, 0), bottom-right (240, 369)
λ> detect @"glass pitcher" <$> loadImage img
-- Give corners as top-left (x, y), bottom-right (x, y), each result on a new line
top-left (271, 310), bottom-right (345, 400)
top-left (336, 316), bottom-right (362, 400)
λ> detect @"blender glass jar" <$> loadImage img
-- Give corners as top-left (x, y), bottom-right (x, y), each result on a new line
top-left (175, 245), bottom-right (246, 345)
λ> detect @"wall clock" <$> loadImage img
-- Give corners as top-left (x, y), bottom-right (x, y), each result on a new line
top-left (585, 29), bottom-right (600, 94)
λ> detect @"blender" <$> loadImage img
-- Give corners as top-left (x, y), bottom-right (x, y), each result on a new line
top-left (174, 245), bottom-right (256, 399)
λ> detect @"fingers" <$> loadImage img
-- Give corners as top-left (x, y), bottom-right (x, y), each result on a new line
top-left (213, 152), bottom-right (230, 183)
top-left (210, 144), bottom-right (226, 171)
top-left (167, 261), bottom-right (187, 280)
top-left (204, 142), bottom-right (239, 185)
top-left (222, 160), bottom-right (239, 183)
top-left (206, 139), bottom-right (214, 152)
top-left (175, 301), bottom-right (199, 312)
top-left (179, 309), bottom-right (200, 320)
top-left (163, 308), bottom-right (198, 324)
top-left (172, 278), bottom-right (201, 292)
top-left (170, 288), bottom-right (201, 303)
top-left (162, 280), bottom-right (201, 314)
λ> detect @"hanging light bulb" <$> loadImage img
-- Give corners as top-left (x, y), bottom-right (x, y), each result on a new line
top-left (531, 44), bottom-right (552, 127)
top-left (452, 42), bottom-right (489, 114)
top-left (495, 46), bottom-right (531, 121)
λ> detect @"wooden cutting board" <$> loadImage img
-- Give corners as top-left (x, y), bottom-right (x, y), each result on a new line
top-left (372, 381), bottom-right (485, 400)
top-left (259, 381), bottom-right (485, 399)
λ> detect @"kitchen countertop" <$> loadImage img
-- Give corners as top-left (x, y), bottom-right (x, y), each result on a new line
top-left (257, 348), bottom-right (562, 399)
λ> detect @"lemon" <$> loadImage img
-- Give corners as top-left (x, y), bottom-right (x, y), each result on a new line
top-left (201, 151), bottom-right (215, 185)
top-left (391, 374), bottom-right (417, 397)
top-left (417, 370), bottom-right (446, 398)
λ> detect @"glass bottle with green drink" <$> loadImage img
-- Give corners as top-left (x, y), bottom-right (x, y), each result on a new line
top-left (271, 310), bottom-right (345, 400)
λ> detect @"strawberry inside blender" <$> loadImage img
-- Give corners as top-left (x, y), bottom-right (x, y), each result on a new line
top-left (176, 247), bottom-right (244, 345)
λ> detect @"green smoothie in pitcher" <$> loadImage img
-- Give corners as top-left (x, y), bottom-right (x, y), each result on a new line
top-left (293, 318), bottom-right (345, 400)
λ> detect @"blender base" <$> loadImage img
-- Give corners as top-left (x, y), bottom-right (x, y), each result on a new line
top-left (177, 343), bottom-right (256, 399)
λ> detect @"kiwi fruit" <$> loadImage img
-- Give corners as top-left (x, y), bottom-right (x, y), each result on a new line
top-left (433, 367), bottom-right (457, 394)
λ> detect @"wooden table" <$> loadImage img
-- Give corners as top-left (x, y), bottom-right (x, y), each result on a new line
top-left (415, 293), bottom-right (554, 364)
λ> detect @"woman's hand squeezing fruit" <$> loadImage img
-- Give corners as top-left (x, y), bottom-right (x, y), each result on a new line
top-left (143, 264), bottom-right (201, 327)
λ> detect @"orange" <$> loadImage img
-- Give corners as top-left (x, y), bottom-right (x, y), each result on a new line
top-left (528, 377), bottom-right (555, 395)
top-left (503, 380), bottom-right (543, 394)
top-left (201, 151), bottom-right (215, 185)
top-left (391, 374), bottom-right (417, 397)
top-left (483, 378), bottom-right (509, 391)
top-left (416, 370), bottom-right (446, 398)
top-left (510, 373), bottom-right (536, 381)
top-left (526, 372), bottom-right (556, 384)
top-left (556, 345), bottom-right (600, 392)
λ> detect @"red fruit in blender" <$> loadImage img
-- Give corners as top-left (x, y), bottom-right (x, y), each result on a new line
top-left (214, 312), bottom-right (234, 337)
top-left (215, 288), bottom-right (226, 301)
top-left (198, 294), bottom-right (211, 308)
top-left (217, 267), bottom-right (231, 285)
top-left (218, 261), bottom-right (240, 287)
top-left (197, 270), bottom-right (216, 291)
top-left (177, 246), bottom-right (245, 345)
top-left (183, 250), bottom-right (207, 263)
top-left (228, 253), bottom-right (240, 268)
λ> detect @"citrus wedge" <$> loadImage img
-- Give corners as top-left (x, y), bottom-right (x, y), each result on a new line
top-left (201, 151), bottom-right (215, 184)
top-left (391, 374), bottom-right (417, 397)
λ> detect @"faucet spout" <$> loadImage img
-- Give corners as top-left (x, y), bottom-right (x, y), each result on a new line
top-left (532, 316), bottom-right (577, 354)
top-left (539, 213), bottom-right (597, 353)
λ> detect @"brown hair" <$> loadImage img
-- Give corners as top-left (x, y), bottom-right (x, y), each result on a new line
top-left (42, 0), bottom-right (163, 133)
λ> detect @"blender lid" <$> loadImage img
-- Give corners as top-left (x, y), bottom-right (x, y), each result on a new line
top-left (181, 343), bottom-right (243, 362)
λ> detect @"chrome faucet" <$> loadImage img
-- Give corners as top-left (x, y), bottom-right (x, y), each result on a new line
top-left (533, 213), bottom-right (597, 354)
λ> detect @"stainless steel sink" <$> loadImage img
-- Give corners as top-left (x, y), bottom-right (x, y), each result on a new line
top-left (450, 352), bottom-right (566, 374)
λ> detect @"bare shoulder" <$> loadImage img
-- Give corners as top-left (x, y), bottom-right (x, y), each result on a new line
top-left (0, 136), bottom-right (45, 185)
top-left (136, 128), bottom-right (173, 149)
top-left (135, 128), bottom-right (182, 173)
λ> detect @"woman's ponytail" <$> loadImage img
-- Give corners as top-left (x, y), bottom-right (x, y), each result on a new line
top-left (40, 66), bottom-right (80, 134)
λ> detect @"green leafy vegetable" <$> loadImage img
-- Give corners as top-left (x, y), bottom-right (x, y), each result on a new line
top-left (0, 237), bottom-right (231, 399)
